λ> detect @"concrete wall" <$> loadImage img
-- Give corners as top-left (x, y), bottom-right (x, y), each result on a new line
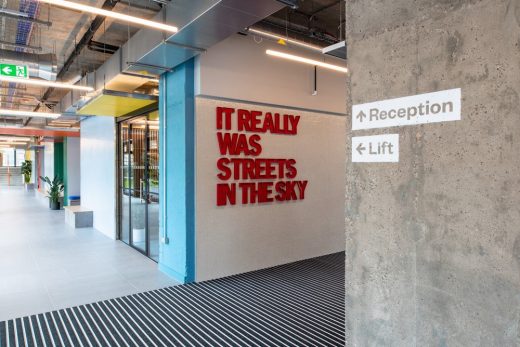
top-left (80, 117), bottom-right (117, 239)
top-left (195, 97), bottom-right (346, 281)
top-left (345, 0), bottom-right (520, 345)
top-left (196, 34), bottom-right (346, 115)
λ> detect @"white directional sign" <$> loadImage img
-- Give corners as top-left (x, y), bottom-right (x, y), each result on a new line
top-left (352, 88), bottom-right (461, 130)
top-left (352, 134), bottom-right (399, 163)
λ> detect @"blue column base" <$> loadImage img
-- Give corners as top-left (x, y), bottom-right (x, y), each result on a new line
top-left (159, 263), bottom-right (189, 284)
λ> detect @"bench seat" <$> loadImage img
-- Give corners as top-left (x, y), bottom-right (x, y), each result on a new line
top-left (64, 206), bottom-right (93, 228)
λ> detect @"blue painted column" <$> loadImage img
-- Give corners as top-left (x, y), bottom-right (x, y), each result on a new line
top-left (158, 59), bottom-right (196, 283)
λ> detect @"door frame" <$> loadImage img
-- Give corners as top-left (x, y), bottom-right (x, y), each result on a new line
top-left (116, 106), bottom-right (158, 259)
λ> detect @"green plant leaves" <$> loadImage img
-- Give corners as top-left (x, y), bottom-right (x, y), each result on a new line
top-left (39, 175), bottom-right (65, 203)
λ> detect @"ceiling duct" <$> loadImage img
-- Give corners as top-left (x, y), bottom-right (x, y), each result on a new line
top-left (115, 0), bottom-right (286, 77)
top-left (275, 0), bottom-right (298, 9)
top-left (56, 0), bottom-right (286, 113)
top-left (0, 49), bottom-right (57, 81)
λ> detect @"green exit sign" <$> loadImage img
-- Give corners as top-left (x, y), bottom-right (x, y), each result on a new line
top-left (0, 63), bottom-right (28, 79)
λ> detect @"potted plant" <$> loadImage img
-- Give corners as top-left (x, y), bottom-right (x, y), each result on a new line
top-left (40, 175), bottom-right (64, 210)
top-left (21, 160), bottom-right (34, 191)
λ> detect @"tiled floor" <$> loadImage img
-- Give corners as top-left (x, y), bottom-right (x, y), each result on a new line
top-left (0, 186), bottom-right (178, 321)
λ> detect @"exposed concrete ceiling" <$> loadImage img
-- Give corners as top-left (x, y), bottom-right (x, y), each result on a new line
top-left (0, 0), bottom-right (161, 127)
top-left (259, 0), bottom-right (345, 47)
top-left (0, 0), bottom-right (341, 130)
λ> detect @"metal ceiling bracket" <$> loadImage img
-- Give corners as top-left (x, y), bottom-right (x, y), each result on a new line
top-left (121, 71), bottom-right (160, 81)
top-left (162, 40), bottom-right (206, 53)
top-left (126, 61), bottom-right (172, 72)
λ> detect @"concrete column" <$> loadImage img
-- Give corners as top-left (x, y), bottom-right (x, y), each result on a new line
top-left (345, 0), bottom-right (520, 345)
top-left (158, 59), bottom-right (196, 283)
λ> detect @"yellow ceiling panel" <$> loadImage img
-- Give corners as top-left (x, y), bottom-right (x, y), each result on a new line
top-left (78, 90), bottom-right (158, 117)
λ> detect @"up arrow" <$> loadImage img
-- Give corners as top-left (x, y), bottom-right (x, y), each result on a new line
top-left (2, 67), bottom-right (12, 74)
top-left (356, 142), bottom-right (366, 155)
top-left (356, 110), bottom-right (367, 122)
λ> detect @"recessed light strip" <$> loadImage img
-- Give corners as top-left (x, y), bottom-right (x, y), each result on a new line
top-left (39, 0), bottom-right (178, 33)
top-left (0, 109), bottom-right (61, 119)
top-left (266, 49), bottom-right (348, 73)
top-left (0, 76), bottom-right (93, 91)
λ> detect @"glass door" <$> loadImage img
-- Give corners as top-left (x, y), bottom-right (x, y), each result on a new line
top-left (118, 112), bottom-right (160, 261)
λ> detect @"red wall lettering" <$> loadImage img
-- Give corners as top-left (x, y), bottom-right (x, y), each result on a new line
top-left (215, 106), bottom-right (308, 206)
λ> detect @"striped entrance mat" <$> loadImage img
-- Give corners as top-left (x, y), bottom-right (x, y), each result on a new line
top-left (0, 252), bottom-right (345, 346)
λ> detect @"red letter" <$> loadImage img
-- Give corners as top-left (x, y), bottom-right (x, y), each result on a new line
top-left (217, 183), bottom-right (236, 206)
top-left (217, 132), bottom-right (237, 155)
top-left (251, 110), bottom-right (263, 132)
top-left (248, 134), bottom-right (262, 156)
top-left (262, 113), bottom-right (273, 133)
top-left (275, 181), bottom-right (286, 201)
top-left (243, 159), bottom-right (255, 179)
top-left (239, 182), bottom-right (256, 204)
top-left (258, 182), bottom-right (274, 203)
top-left (217, 158), bottom-right (231, 180)
top-left (237, 109), bottom-right (251, 131)
top-left (285, 181), bottom-right (298, 200)
top-left (289, 115), bottom-right (300, 135)
top-left (296, 180), bottom-right (308, 199)
top-left (216, 107), bottom-right (234, 130)
top-left (286, 159), bottom-right (297, 179)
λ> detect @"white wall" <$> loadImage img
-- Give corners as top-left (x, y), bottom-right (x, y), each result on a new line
top-left (196, 34), bottom-right (347, 115)
top-left (195, 97), bottom-right (346, 281)
top-left (80, 117), bottom-right (116, 238)
top-left (66, 137), bottom-right (81, 197)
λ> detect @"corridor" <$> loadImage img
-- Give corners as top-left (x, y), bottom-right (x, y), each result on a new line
top-left (0, 187), bottom-right (178, 321)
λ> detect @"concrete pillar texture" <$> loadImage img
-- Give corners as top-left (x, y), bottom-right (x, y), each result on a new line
top-left (345, 0), bottom-right (520, 345)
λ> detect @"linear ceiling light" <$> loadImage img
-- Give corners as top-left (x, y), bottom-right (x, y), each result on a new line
top-left (0, 76), bottom-right (93, 91)
top-left (249, 28), bottom-right (322, 52)
top-left (0, 109), bottom-right (61, 119)
top-left (0, 142), bottom-right (28, 145)
top-left (0, 137), bottom-right (31, 141)
top-left (39, 0), bottom-right (178, 33)
top-left (266, 49), bottom-right (348, 73)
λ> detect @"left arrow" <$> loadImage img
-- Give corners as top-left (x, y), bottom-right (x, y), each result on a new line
top-left (2, 67), bottom-right (12, 74)
top-left (356, 142), bottom-right (366, 155)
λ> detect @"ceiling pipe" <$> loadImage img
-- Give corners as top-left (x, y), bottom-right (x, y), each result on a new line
top-left (247, 27), bottom-right (324, 52)
top-left (276, 0), bottom-right (298, 9)
top-left (0, 86), bottom-right (27, 92)
top-left (87, 40), bottom-right (119, 54)
top-left (256, 20), bottom-right (338, 45)
top-left (0, 40), bottom-right (42, 52)
top-left (30, 0), bottom-right (119, 125)
top-left (309, 0), bottom-right (341, 17)
top-left (0, 9), bottom-right (52, 26)
top-left (38, 0), bottom-right (119, 104)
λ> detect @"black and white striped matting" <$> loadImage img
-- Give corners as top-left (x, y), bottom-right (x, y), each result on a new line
top-left (0, 252), bottom-right (345, 346)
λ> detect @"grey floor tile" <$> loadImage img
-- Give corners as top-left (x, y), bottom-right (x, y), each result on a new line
top-left (0, 187), bottom-right (178, 321)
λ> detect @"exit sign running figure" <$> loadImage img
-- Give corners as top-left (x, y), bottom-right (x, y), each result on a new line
top-left (0, 64), bottom-right (28, 79)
